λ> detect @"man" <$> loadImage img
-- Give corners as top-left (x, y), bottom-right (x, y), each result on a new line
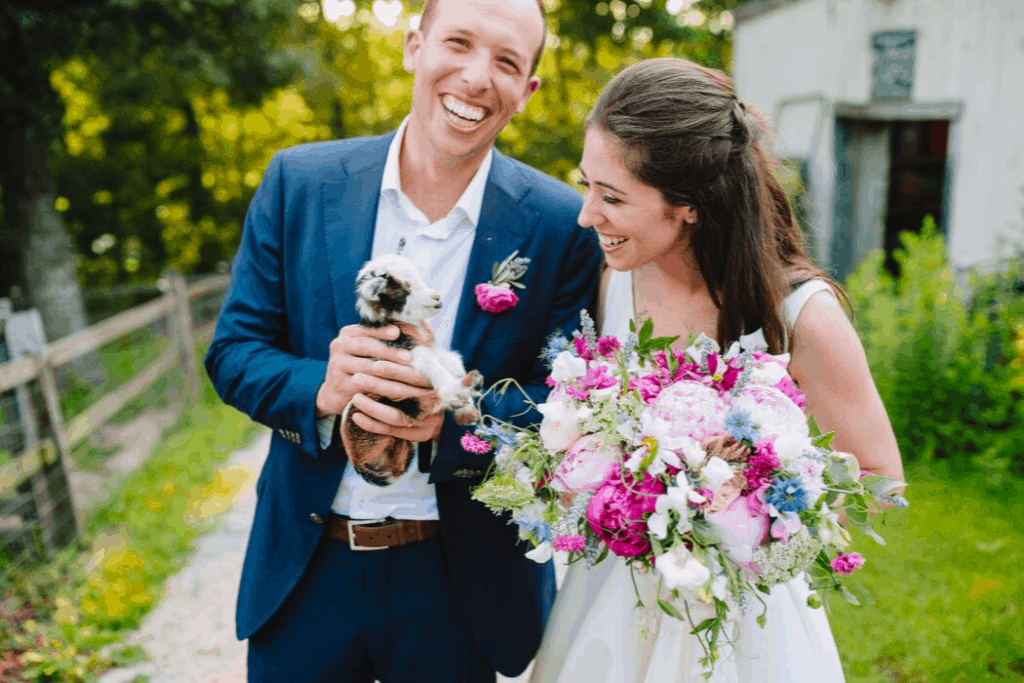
top-left (204, 0), bottom-right (602, 680)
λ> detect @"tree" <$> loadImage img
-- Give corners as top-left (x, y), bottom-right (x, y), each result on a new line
top-left (1, 0), bottom-right (302, 340)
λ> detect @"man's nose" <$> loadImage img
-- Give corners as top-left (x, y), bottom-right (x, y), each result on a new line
top-left (460, 55), bottom-right (490, 94)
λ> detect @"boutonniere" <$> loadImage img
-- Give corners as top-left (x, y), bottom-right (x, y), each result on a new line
top-left (475, 250), bottom-right (530, 313)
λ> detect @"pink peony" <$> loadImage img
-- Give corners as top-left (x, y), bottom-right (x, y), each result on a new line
top-left (595, 335), bottom-right (621, 358)
top-left (475, 283), bottom-right (519, 313)
top-left (586, 470), bottom-right (665, 558)
top-left (774, 376), bottom-right (806, 409)
top-left (554, 535), bottom-right (587, 552)
top-left (831, 553), bottom-right (865, 575)
top-left (706, 494), bottom-right (771, 559)
top-left (551, 434), bottom-right (622, 493)
top-left (461, 433), bottom-right (493, 455)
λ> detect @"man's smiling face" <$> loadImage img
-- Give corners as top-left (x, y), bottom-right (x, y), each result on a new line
top-left (403, 0), bottom-right (544, 163)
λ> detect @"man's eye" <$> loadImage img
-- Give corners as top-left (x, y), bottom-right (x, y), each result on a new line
top-left (499, 58), bottom-right (521, 73)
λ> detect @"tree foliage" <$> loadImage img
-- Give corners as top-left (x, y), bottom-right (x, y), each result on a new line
top-left (2, 0), bottom-right (735, 298)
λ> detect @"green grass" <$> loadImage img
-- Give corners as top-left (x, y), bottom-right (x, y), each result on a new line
top-left (1, 371), bottom-right (262, 681)
top-left (831, 460), bottom-right (1024, 682)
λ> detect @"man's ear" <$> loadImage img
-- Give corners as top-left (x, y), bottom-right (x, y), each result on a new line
top-left (514, 76), bottom-right (542, 114)
top-left (403, 28), bottom-right (423, 73)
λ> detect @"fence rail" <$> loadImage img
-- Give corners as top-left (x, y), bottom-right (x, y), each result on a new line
top-left (0, 271), bottom-right (230, 563)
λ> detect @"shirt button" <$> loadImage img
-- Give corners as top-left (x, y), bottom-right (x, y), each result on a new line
top-left (309, 513), bottom-right (324, 524)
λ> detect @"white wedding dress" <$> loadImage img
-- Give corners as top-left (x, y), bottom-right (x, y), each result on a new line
top-left (529, 270), bottom-right (846, 683)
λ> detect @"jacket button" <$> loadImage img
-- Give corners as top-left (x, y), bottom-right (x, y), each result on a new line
top-left (309, 513), bottom-right (324, 524)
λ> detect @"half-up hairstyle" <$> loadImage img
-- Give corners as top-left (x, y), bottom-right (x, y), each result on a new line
top-left (586, 58), bottom-right (838, 353)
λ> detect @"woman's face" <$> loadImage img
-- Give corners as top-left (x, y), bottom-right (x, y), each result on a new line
top-left (577, 127), bottom-right (694, 272)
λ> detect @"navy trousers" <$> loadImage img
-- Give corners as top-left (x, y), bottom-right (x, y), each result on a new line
top-left (247, 531), bottom-right (495, 683)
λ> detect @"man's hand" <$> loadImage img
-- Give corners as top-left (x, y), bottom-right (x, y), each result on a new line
top-left (350, 391), bottom-right (445, 443)
top-left (315, 324), bottom-right (433, 418)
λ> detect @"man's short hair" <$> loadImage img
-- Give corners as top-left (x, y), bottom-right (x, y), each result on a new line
top-left (417, 0), bottom-right (547, 75)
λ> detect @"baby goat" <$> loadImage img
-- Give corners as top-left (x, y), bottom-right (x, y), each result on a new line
top-left (341, 253), bottom-right (482, 487)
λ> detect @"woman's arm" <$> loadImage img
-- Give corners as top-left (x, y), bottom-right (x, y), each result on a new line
top-left (788, 290), bottom-right (904, 481)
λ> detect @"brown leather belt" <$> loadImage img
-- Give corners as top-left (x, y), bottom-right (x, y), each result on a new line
top-left (326, 514), bottom-right (440, 551)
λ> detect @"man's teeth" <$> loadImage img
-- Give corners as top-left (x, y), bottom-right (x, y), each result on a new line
top-left (600, 235), bottom-right (629, 247)
top-left (443, 95), bottom-right (485, 122)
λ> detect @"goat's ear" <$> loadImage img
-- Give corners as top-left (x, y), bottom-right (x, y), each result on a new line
top-left (357, 271), bottom-right (386, 300)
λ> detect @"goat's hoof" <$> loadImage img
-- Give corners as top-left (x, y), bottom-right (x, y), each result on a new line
top-left (463, 370), bottom-right (484, 390)
top-left (454, 405), bottom-right (480, 425)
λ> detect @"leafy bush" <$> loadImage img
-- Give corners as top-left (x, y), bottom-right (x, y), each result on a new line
top-left (845, 218), bottom-right (1024, 481)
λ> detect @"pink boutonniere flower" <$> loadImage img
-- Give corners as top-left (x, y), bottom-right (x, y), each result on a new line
top-left (475, 250), bottom-right (530, 313)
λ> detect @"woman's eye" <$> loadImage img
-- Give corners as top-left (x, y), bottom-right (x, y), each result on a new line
top-left (602, 195), bottom-right (621, 205)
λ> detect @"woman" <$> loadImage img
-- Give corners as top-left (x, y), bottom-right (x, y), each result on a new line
top-left (530, 59), bottom-right (903, 682)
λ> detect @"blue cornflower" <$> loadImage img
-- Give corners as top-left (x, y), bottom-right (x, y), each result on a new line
top-left (474, 422), bottom-right (517, 449)
top-left (515, 518), bottom-right (552, 544)
top-left (724, 408), bottom-right (762, 445)
top-left (541, 333), bottom-right (570, 367)
top-left (766, 477), bottom-right (811, 513)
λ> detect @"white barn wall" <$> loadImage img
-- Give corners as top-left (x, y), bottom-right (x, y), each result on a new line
top-left (733, 0), bottom-right (1024, 272)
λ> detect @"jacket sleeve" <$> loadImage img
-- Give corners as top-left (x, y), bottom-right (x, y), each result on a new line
top-left (203, 153), bottom-right (330, 459)
top-left (428, 223), bottom-right (603, 482)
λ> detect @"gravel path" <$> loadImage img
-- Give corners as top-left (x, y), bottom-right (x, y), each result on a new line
top-left (97, 430), bottom-right (553, 683)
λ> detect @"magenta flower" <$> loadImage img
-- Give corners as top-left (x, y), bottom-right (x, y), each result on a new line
top-left (460, 433), bottom-right (493, 455)
top-left (831, 553), bottom-right (865, 575)
top-left (774, 376), bottom-right (806, 409)
top-left (573, 335), bottom-right (594, 361)
top-left (743, 439), bottom-right (781, 490)
top-left (706, 353), bottom-right (742, 393)
top-left (629, 374), bottom-right (663, 403)
top-left (595, 335), bottom-right (621, 358)
top-left (475, 283), bottom-right (519, 313)
top-left (586, 470), bottom-right (665, 557)
top-left (554, 535), bottom-right (588, 552)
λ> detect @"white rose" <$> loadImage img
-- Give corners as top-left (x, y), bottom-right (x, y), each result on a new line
top-left (551, 351), bottom-right (587, 382)
top-left (702, 456), bottom-right (734, 492)
top-left (656, 546), bottom-right (712, 591)
top-left (537, 400), bottom-right (589, 453)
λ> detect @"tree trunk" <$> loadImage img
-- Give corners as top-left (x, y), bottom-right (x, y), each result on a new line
top-left (14, 136), bottom-right (102, 384)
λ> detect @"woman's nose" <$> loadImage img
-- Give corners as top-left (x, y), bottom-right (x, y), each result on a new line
top-left (577, 197), bottom-right (602, 229)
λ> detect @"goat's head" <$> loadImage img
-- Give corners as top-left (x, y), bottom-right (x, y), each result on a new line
top-left (355, 254), bottom-right (442, 325)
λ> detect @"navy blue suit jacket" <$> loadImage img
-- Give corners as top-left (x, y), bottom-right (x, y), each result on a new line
top-left (203, 132), bottom-right (602, 677)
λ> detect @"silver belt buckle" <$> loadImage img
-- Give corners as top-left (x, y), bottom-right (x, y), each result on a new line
top-left (347, 517), bottom-right (389, 551)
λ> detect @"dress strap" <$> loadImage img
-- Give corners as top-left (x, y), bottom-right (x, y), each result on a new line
top-left (601, 269), bottom-right (635, 339)
top-left (783, 279), bottom-right (833, 328)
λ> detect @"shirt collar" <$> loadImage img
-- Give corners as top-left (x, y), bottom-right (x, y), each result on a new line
top-left (381, 117), bottom-right (494, 231)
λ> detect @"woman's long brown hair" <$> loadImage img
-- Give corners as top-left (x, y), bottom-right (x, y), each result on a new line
top-left (587, 59), bottom-right (839, 353)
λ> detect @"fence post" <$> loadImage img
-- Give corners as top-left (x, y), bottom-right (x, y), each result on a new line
top-left (34, 354), bottom-right (80, 548)
top-left (163, 271), bottom-right (200, 410)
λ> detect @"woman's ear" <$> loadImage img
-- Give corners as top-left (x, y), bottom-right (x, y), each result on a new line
top-left (680, 206), bottom-right (698, 225)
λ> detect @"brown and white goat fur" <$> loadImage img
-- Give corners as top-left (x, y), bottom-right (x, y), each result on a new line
top-left (341, 253), bottom-right (482, 487)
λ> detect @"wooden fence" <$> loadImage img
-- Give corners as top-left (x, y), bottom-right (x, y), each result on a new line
top-left (0, 272), bottom-right (230, 563)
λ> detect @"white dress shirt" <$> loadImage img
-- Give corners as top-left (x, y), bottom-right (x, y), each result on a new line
top-left (322, 117), bottom-right (493, 520)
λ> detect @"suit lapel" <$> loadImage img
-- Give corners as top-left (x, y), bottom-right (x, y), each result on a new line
top-left (321, 136), bottom-right (393, 330)
top-left (452, 153), bottom-right (537, 367)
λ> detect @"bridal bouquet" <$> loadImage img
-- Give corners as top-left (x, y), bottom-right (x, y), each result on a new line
top-left (463, 311), bottom-right (907, 669)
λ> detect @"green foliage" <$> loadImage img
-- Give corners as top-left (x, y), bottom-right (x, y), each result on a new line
top-left (1, 364), bottom-right (260, 681)
top-left (845, 217), bottom-right (1024, 480)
